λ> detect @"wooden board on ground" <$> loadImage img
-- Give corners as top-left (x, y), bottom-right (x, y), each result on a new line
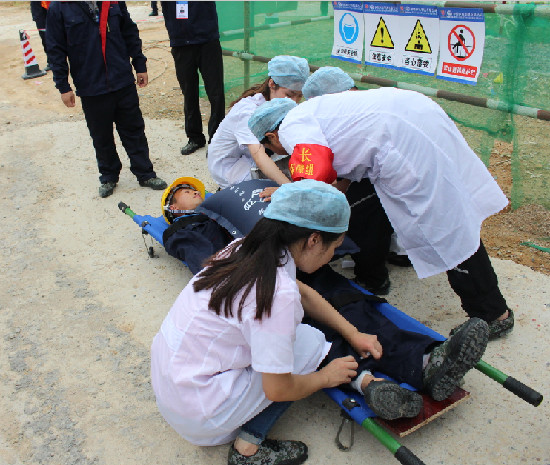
top-left (376, 388), bottom-right (470, 437)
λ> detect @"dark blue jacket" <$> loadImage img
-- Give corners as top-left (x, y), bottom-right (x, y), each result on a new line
top-left (160, 1), bottom-right (219, 46)
top-left (46, 1), bottom-right (146, 96)
top-left (30, 2), bottom-right (48, 29)
top-left (163, 215), bottom-right (230, 275)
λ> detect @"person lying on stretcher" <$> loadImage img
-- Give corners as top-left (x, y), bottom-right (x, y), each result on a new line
top-left (152, 180), bottom-right (490, 465)
top-left (161, 177), bottom-right (279, 274)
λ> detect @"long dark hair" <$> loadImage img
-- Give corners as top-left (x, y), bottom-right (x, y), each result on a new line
top-left (193, 218), bottom-right (341, 321)
top-left (229, 77), bottom-right (278, 108)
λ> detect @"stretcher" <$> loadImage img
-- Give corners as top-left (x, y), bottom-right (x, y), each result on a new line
top-left (118, 201), bottom-right (543, 465)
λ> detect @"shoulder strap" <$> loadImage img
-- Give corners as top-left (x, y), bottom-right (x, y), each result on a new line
top-left (162, 214), bottom-right (210, 242)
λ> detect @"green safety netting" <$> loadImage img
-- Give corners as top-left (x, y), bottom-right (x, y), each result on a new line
top-left (203, 1), bottom-right (550, 211)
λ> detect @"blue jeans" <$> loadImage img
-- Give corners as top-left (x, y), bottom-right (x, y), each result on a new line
top-left (238, 401), bottom-right (292, 445)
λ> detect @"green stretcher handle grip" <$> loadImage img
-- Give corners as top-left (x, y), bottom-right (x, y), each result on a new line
top-left (395, 445), bottom-right (426, 465)
top-left (476, 360), bottom-right (543, 407)
top-left (361, 418), bottom-right (426, 464)
top-left (503, 376), bottom-right (543, 407)
top-left (118, 202), bottom-right (136, 218)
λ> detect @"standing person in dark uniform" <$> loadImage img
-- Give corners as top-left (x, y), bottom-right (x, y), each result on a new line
top-left (161, 1), bottom-right (225, 156)
top-left (46, 1), bottom-right (167, 198)
top-left (30, 1), bottom-right (51, 71)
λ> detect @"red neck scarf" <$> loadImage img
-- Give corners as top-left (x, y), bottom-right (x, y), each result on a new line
top-left (99, 1), bottom-right (111, 65)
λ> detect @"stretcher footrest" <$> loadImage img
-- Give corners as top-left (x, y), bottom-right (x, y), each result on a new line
top-left (375, 388), bottom-right (470, 437)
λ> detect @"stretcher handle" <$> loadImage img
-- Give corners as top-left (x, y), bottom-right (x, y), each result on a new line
top-left (503, 377), bottom-right (543, 406)
top-left (395, 445), bottom-right (427, 465)
top-left (118, 201), bottom-right (136, 218)
top-left (476, 360), bottom-right (543, 407)
top-left (361, 418), bottom-right (426, 465)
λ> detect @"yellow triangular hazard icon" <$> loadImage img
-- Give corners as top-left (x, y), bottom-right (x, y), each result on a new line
top-left (370, 17), bottom-right (394, 49)
top-left (405, 19), bottom-right (432, 54)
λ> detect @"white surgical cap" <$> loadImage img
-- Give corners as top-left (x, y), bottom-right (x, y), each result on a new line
top-left (302, 66), bottom-right (355, 100)
top-left (248, 97), bottom-right (297, 141)
top-left (268, 55), bottom-right (310, 91)
top-left (264, 179), bottom-right (350, 233)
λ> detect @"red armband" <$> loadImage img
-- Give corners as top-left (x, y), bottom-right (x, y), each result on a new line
top-left (288, 144), bottom-right (337, 184)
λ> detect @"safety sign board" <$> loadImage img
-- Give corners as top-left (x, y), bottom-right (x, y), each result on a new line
top-left (370, 17), bottom-right (394, 49)
top-left (331, 3), bottom-right (484, 83)
top-left (363, 3), bottom-right (439, 76)
top-left (405, 20), bottom-right (431, 53)
top-left (364, 2), bottom-right (399, 69)
top-left (437, 7), bottom-right (485, 85)
top-left (331, 1), bottom-right (365, 64)
top-left (398, 4), bottom-right (439, 75)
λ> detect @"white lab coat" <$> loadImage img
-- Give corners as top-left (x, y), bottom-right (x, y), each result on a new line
top-left (151, 251), bottom-right (330, 446)
top-left (278, 88), bottom-right (508, 278)
top-left (208, 93), bottom-right (266, 188)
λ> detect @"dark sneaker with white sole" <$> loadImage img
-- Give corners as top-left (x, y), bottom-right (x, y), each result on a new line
top-left (363, 380), bottom-right (423, 420)
top-left (139, 177), bottom-right (167, 190)
top-left (228, 439), bottom-right (308, 465)
top-left (99, 181), bottom-right (116, 198)
top-left (423, 317), bottom-right (489, 401)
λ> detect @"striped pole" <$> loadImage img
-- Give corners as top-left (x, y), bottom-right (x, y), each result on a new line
top-left (443, 2), bottom-right (550, 19)
top-left (19, 30), bottom-right (47, 80)
top-left (221, 50), bottom-right (550, 122)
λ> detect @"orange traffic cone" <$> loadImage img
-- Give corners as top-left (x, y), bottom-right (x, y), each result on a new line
top-left (20, 29), bottom-right (47, 80)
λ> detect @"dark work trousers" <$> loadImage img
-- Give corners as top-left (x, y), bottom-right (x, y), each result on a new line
top-left (31, 3), bottom-right (48, 56)
top-left (345, 178), bottom-right (394, 288)
top-left (299, 266), bottom-right (438, 390)
top-left (447, 241), bottom-right (509, 322)
top-left (80, 85), bottom-right (156, 184)
top-left (171, 39), bottom-right (225, 145)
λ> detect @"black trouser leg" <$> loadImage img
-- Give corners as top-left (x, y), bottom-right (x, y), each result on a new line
top-left (301, 266), bottom-right (437, 390)
top-left (346, 178), bottom-right (393, 287)
top-left (81, 93), bottom-right (122, 184)
top-left (198, 39), bottom-right (225, 143)
top-left (446, 241), bottom-right (508, 322)
top-left (38, 30), bottom-right (47, 56)
top-left (171, 45), bottom-right (206, 145)
top-left (113, 85), bottom-right (155, 182)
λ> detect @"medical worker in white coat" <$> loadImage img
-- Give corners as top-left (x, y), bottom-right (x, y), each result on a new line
top-left (207, 55), bottom-right (309, 189)
top-left (302, 67), bottom-right (409, 296)
top-left (151, 180), bottom-right (388, 465)
top-left (248, 91), bottom-right (514, 340)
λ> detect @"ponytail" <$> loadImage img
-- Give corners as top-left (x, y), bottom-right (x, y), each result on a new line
top-left (229, 77), bottom-right (278, 108)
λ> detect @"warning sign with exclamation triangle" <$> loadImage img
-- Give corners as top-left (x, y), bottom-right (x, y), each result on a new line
top-left (405, 19), bottom-right (432, 53)
top-left (370, 17), bottom-right (394, 49)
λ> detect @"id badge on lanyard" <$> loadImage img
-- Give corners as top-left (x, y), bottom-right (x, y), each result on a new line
top-left (176, 1), bottom-right (188, 19)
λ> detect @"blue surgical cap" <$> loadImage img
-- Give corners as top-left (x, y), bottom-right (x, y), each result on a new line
top-left (248, 98), bottom-right (297, 141)
top-left (264, 179), bottom-right (350, 233)
top-left (302, 67), bottom-right (355, 100)
top-left (268, 55), bottom-right (310, 91)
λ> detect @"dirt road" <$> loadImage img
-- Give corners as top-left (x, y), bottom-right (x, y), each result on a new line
top-left (1, 4), bottom-right (549, 465)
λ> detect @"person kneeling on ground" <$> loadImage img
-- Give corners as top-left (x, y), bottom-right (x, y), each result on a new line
top-left (151, 180), bottom-right (489, 465)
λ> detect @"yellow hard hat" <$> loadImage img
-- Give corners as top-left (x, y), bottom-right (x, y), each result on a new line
top-left (161, 176), bottom-right (206, 223)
